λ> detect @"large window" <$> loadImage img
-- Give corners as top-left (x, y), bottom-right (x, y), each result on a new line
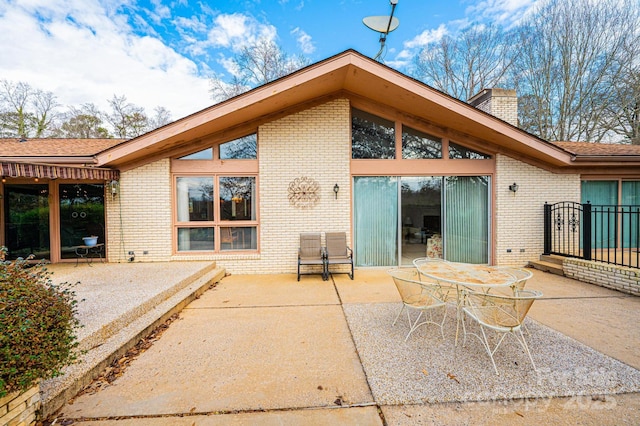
top-left (352, 108), bottom-right (395, 159)
top-left (175, 175), bottom-right (257, 252)
top-left (402, 126), bottom-right (442, 159)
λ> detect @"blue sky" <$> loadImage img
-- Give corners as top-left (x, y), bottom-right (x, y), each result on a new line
top-left (0, 0), bottom-right (537, 120)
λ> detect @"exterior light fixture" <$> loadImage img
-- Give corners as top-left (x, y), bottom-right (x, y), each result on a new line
top-left (108, 180), bottom-right (120, 198)
top-left (333, 183), bottom-right (339, 199)
top-left (509, 182), bottom-right (519, 193)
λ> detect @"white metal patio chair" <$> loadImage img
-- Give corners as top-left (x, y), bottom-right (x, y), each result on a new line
top-left (461, 288), bottom-right (543, 375)
top-left (387, 268), bottom-right (448, 341)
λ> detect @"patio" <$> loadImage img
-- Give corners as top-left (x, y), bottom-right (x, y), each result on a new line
top-left (45, 266), bottom-right (640, 424)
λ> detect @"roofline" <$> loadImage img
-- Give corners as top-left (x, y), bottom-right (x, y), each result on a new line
top-left (0, 156), bottom-right (98, 165)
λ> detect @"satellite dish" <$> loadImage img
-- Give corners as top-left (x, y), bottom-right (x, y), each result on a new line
top-left (363, 16), bottom-right (400, 34)
top-left (362, 1), bottom-right (400, 61)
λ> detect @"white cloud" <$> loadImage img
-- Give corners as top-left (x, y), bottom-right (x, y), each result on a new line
top-left (465, 0), bottom-right (540, 28)
top-left (206, 13), bottom-right (277, 51)
top-left (403, 24), bottom-right (449, 49)
top-left (0, 0), bottom-right (212, 120)
top-left (291, 27), bottom-right (315, 54)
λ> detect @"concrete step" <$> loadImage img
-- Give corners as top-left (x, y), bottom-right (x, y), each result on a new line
top-left (75, 262), bottom-right (220, 353)
top-left (40, 266), bottom-right (226, 419)
top-left (528, 259), bottom-right (564, 276)
top-left (539, 254), bottom-right (566, 266)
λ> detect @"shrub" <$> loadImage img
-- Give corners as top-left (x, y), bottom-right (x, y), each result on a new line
top-left (0, 248), bottom-right (81, 397)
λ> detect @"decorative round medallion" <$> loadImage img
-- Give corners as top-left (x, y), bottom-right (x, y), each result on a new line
top-left (288, 176), bottom-right (320, 209)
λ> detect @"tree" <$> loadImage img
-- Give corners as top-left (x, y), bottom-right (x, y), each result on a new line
top-left (148, 106), bottom-right (173, 130)
top-left (413, 24), bottom-right (515, 102)
top-left (512, 0), bottom-right (639, 142)
top-left (0, 80), bottom-right (59, 138)
top-left (53, 104), bottom-right (110, 138)
top-left (105, 95), bottom-right (149, 138)
top-left (210, 38), bottom-right (310, 103)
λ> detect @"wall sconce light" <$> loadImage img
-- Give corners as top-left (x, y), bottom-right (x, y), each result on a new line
top-left (509, 182), bottom-right (519, 193)
top-left (108, 180), bottom-right (120, 198)
top-left (333, 183), bottom-right (339, 199)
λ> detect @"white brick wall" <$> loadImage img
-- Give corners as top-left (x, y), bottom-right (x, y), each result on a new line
top-left (216, 98), bottom-right (352, 274)
top-left (495, 154), bottom-right (581, 265)
top-left (564, 259), bottom-right (640, 296)
top-left (105, 159), bottom-right (173, 262)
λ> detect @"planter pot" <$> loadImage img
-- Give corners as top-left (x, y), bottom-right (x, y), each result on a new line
top-left (83, 236), bottom-right (98, 246)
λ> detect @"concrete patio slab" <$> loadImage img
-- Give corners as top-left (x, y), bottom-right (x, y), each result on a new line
top-left (60, 302), bottom-right (373, 418)
top-left (525, 270), bottom-right (640, 370)
top-left (333, 269), bottom-right (401, 304)
top-left (381, 393), bottom-right (640, 425)
top-left (186, 273), bottom-right (339, 308)
top-left (69, 406), bottom-right (382, 425)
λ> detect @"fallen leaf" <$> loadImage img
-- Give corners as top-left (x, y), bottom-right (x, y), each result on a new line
top-left (447, 373), bottom-right (460, 384)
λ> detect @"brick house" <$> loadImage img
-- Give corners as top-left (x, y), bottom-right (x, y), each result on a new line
top-left (1, 50), bottom-right (639, 273)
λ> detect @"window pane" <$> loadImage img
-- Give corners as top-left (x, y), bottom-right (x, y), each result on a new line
top-left (59, 184), bottom-right (105, 259)
top-left (402, 126), bottom-right (442, 159)
top-left (449, 142), bottom-right (491, 159)
top-left (219, 177), bottom-right (256, 221)
top-left (354, 176), bottom-right (398, 266)
top-left (445, 176), bottom-right (490, 263)
top-left (220, 134), bottom-right (257, 159)
top-left (352, 108), bottom-right (395, 159)
top-left (220, 227), bottom-right (257, 251)
top-left (178, 148), bottom-right (213, 160)
top-left (176, 177), bottom-right (214, 222)
top-left (177, 227), bottom-right (214, 251)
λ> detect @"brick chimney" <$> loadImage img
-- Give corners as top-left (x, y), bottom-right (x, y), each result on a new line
top-left (468, 88), bottom-right (518, 127)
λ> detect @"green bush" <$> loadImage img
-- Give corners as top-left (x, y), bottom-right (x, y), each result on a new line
top-left (0, 248), bottom-right (81, 397)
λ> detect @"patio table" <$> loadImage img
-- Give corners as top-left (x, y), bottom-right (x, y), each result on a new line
top-left (413, 259), bottom-right (517, 345)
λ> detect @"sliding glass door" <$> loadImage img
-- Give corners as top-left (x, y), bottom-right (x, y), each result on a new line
top-left (354, 177), bottom-right (398, 266)
top-left (354, 175), bottom-right (490, 266)
top-left (444, 176), bottom-right (490, 263)
top-left (4, 184), bottom-right (50, 260)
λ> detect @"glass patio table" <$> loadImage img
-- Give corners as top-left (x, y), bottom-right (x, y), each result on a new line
top-left (412, 258), bottom-right (518, 344)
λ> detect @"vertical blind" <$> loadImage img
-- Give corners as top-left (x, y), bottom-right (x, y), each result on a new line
top-left (444, 176), bottom-right (489, 263)
top-left (354, 177), bottom-right (398, 266)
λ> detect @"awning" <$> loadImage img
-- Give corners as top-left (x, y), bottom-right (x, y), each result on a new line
top-left (0, 161), bottom-right (119, 181)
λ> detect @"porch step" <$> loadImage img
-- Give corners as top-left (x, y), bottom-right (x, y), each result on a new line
top-left (528, 258), bottom-right (565, 276)
top-left (539, 254), bottom-right (566, 266)
top-left (39, 265), bottom-right (226, 419)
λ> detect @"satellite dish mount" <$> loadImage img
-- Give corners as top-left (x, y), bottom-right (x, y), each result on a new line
top-left (363, 0), bottom-right (400, 61)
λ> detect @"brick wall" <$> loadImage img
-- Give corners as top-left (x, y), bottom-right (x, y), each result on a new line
top-left (495, 154), bottom-right (580, 265)
top-left (168, 99), bottom-right (352, 273)
top-left (218, 98), bottom-right (352, 274)
top-left (0, 386), bottom-right (40, 426)
top-left (105, 159), bottom-right (173, 262)
top-left (564, 259), bottom-right (640, 296)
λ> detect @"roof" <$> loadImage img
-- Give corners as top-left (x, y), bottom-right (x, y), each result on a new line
top-left (0, 138), bottom-right (125, 157)
top-left (1, 50), bottom-right (639, 175)
top-left (95, 50), bottom-right (576, 170)
top-left (552, 141), bottom-right (640, 156)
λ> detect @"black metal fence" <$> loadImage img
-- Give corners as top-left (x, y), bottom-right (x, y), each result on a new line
top-left (544, 201), bottom-right (640, 269)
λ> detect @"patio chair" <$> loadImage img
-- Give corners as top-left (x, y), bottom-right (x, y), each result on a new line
top-left (387, 268), bottom-right (448, 341)
top-left (461, 288), bottom-right (543, 375)
top-left (297, 233), bottom-right (327, 281)
top-left (325, 232), bottom-right (354, 279)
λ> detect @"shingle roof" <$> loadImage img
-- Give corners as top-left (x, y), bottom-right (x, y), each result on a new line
top-left (552, 141), bottom-right (640, 156)
top-left (0, 138), bottom-right (126, 157)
